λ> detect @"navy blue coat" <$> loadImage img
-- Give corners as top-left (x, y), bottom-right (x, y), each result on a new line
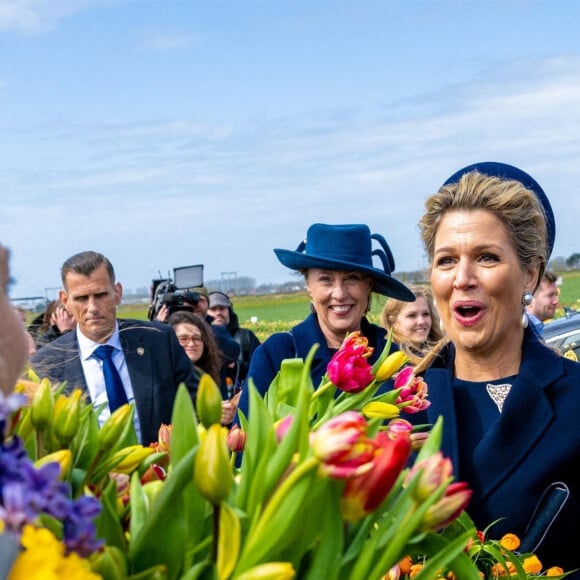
top-left (413, 328), bottom-right (580, 574)
top-left (237, 313), bottom-right (390, 419)
top-left (30, 319), bottom-right (199, 446)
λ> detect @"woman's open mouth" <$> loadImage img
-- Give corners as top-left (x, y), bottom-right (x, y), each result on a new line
top-left (453, 301), bottom-right (485, 326)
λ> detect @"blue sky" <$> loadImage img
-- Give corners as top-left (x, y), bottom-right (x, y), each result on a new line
top-left (2, 0), bottom-right (580, 299)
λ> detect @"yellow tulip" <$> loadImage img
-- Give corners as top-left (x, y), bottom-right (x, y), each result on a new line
top-left (35, 449), bottom-right (72, 479)
top-left (30, 378), bottom-right (54, 432)
top-left (197, 374), bottom-right (223, 428)
top-left (362, 401), bottom-right (400, 420)
top-left (52, 389), bottom-right (82, 445)
top-left (236, 562), bottom-right (295, 580)
top-left (110, 445), bottom-right (155, 474)
top-left (98, 404), bottom-right (133, 451)
top-left (194, 424), bottom-right (233, 505)
top-left (374, 351), bottom-right (408, 382)
top-left (217, 502), bottom-right (241, 580)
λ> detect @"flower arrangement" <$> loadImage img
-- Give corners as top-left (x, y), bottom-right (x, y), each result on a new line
top-left (0, 332), bottom-right (569, 579)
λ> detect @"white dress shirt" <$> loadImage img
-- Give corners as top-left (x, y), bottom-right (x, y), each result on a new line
top-left (77, 323), bottom-right (141, 443)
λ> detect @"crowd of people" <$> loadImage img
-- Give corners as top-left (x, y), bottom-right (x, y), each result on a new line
top-left (3, 160), bottom-right (579, 574)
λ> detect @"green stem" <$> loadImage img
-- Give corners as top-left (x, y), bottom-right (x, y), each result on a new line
top-left (247, 456), bottom-right (319, 540)
top-left (35, 430), bottom-right (44, 459)
top-left (311, 380), bottom-right (334, 401)
top-left (212, 503), bottom-right (220, 563)
top-left (75, 448), bottom-right (104, 498)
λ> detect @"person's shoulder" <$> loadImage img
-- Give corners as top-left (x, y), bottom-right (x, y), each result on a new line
top-left (239, 326), bottom-right (260, 340)
top-left (118, 319), bottom-right (177, 347)
top-left (31, 330), bottom-right (75, 359)
top-left (258, 331), bottom-right (295, 355)
top-left (119, 319), bottom-right (171, 333)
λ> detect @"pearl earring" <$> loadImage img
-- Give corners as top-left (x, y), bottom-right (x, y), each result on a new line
top-left (521, 291), bottom-right (533, 328)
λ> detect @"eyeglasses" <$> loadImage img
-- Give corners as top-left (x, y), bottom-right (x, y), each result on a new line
top-left (177, 335), bottom-right (203, 346)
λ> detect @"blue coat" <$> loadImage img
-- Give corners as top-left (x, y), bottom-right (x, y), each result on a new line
top-left (30, 319), bottom-right (199, 446)
top-left (413, 328), bottom-right (580, 573)
top-left (237, 313), bottom-right (390, 419)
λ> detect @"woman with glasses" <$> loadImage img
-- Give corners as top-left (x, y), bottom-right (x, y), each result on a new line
top-left (168, 310), bottom-right (239, 426)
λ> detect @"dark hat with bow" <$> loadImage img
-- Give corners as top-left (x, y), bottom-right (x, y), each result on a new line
top-left (274, 223), bottom-right (415, 301)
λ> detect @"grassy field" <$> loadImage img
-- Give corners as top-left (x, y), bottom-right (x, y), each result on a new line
top-left (118, 291), bottom-right (393, 342)
top-left (557, 270), bottom-right (580, 310)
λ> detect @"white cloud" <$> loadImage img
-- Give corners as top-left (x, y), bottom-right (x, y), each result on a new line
top-left (138, 31), bottom-right (199, 52)
top-left (0, 0), bottom-right (108, 33)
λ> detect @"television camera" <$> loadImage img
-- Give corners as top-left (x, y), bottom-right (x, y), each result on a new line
top-left (148, 264), bottom-right (204, 321)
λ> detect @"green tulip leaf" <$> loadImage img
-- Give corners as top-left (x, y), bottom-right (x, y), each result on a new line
top-left (170, 383), bottom-right (199, 467)
top-left (415, 415), bottom-right (444, 462)
top-left (234, 382), bottom-right (277, 515)
top-left (95, 478), bottom-right (127, 551)
top-left (72, 406), bottom-right (100, 470)
top-left (129, 446), bottom-right (197, 580)
top-left (129, 471), bottom-right (150, 541)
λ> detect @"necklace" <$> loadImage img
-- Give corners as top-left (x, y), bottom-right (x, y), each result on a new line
top-left (485, 383), bottom-right (512, 413)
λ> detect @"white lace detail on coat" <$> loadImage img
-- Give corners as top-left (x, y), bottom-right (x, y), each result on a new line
top-left (485, 383), bottom-right (512, 413)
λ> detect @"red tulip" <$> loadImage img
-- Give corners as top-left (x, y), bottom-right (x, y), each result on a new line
top-left (340, 430), bottom-right (412, 522)
top-left (311, 411), bottom-right (375, 479)
top-left (405, 451), bottom-right (472, 531)
top-left (140, 463), bottom-right (167, 484)
top-left (420, 481), bottom-right (472, 531)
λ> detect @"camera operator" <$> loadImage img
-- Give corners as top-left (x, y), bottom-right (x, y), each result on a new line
top-left (150, 286), bottom-right (208, 323)
top-left (149, 281), bottom-right (241, 403)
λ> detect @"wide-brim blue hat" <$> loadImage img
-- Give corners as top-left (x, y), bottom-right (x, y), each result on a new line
top-left (443, 161), bottom-right (555, 259)
top-left (274, 223), bottom-right (415, 301)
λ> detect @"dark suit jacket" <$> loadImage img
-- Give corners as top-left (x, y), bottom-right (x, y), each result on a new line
top-left (30, 319), bottom-right (199, 446)
top-left (412, 328), bottom-right (580, 574)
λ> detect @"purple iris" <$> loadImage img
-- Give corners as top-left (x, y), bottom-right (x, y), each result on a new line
top-left (1, 434), bottom-right (103, 557)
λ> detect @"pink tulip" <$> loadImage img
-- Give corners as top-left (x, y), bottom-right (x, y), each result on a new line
top-left (405, 451), bottom-right (472, 531)
top-left (274, 415), bottom-right (294, 443)
top-left (394, 368), bottom-right (430, 414)
top-left (420, 481), bottom-right (472, 531)
top-left (311, 411), bottom-right (375, 479)
top-left (327, 335), bottom-right (374, 393)
top-left (405, 452), bottom-right (453, 502)
top-left (227, 425), bottom-right (247, 452)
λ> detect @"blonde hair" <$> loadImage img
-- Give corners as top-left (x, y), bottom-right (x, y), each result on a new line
top-left (381, 285), bottom-right (444, 361)
top-left (419, 170), bottom-right (548, 289)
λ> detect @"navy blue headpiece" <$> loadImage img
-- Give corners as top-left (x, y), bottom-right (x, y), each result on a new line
top-left (443, 161), bottom-right (555, 259)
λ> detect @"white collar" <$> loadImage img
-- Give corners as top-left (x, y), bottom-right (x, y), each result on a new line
top-left (77, 322), bottom-right (122, 360)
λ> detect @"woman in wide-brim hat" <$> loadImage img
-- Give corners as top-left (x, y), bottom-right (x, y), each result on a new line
top-left (237, 223), bottom-right (414, 419)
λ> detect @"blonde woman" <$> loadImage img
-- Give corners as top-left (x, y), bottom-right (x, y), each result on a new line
top-left (381, 285), bottom-right (443, 360)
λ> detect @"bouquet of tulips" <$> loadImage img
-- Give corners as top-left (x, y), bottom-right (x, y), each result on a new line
top-left (1, 332), bottom-right (487, 579)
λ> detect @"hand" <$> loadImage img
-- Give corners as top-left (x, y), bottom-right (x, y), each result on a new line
top-left (221, 400), bottom-right (237, 426)
top-left (53, 305), bottom-right (75, 332)
top-left (156, 304), bottom-right (169, 322)
top-left (221, 391), bottom-right (241, 426)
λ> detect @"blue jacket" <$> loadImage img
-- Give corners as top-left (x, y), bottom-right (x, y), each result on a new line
top-left (237, 313), bottom-right (390, 419)
top-left (413, 328), bottom-right (580, 573)
top-left (30, 319), bottom-right (199, 446)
